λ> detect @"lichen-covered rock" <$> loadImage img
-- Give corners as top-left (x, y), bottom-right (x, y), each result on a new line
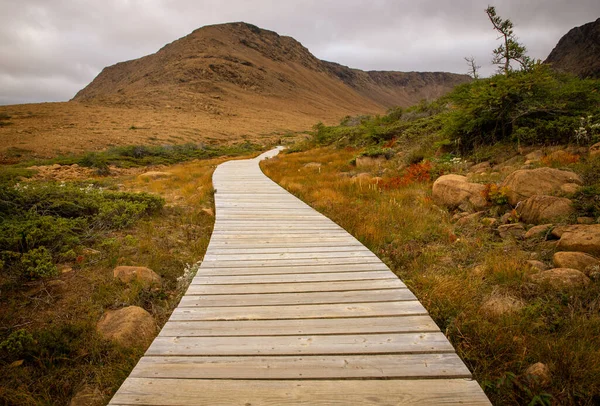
top-left (69, 385), bottom-right (105, 406)
top-left (557, 224), bottom-right (600, 256)
top-left (518, 195), bottom-right (573, 224)
top-left (96, 306), bottom-right (156, 348)
top-left (553, 251), bottom-right (599, 274)
top-left (501, 168), bottom-right (582, 205)
top-left (432, 174), bottom-right (487, 210)
top-left (113, 266), bottom-right (162, 288)
top-left (529, 268), bottom-right (591, 289)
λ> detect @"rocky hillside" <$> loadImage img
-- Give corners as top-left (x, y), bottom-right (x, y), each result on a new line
top-left (73, 22), bottom-right (470, 115)
top-left (545, 18), bottom-right (600, 79)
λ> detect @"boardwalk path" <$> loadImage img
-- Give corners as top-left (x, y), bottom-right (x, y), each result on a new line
top-left (110, 148), bottom-right (490, 405)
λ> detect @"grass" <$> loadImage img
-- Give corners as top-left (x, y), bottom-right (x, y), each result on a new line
top-left (261, 147), bottom-right (600, 406)
top-left (0, 152), bottom-right (249, 405)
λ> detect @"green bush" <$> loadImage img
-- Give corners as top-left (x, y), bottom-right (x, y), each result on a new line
top-left (0, 181), bottom-right (164, 279)
top-left (0, 329), bottom-right (34, 360)
top-left (442, 65), bottom-right (600, 152)
top-left (20, 246), bottom-right (58, 279)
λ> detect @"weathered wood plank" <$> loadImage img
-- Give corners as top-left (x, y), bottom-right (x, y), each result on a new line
top-left (203, 251), bottom-right (377, 261)
top-left (179, 289), bottom-right (415, 307)
top-left (158, 316), bottom-right (439, 337)
top-left (130, 353), bottom-right (471, 379)
top-left (109, 378), bottom-right (491, 405)
top-left (170, 301), bottom-right (427, 321)
top-left (192, 271), bottom-right (394, 284)
top-left (197, 263), bottom-right (390, 276)
top-left (186, 279), bottom-right (403, 294)
top-left (146, 332), bottom-right (454, 356)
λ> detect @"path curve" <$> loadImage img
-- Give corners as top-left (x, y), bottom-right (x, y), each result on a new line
top-left (109, 147), bottom-right (490, 405)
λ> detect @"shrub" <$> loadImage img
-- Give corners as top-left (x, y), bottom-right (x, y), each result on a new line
top-left (443, 65), bottom-right (600, 152)
top-left (20, 246), bottom-right (58, 279)
top-left (0, 329), bottom-right (34, 360)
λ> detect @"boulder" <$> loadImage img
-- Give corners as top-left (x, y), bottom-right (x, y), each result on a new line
top-left (481, 217), bottom-right (498, 227)
top-left (529, 268), bottom-right (591, 289)
top-left (432, 174), bottom-right (487, 210)
top-left (497, 223), bottom-right (526, 239)
top-left (524, 224), bottom-right (553, 239)
top-left (138, 171), bottom-right (174, 180)
top-left (589, 142), bottom-right (600, 158)
top-left (113, 266), bottom-right (162, 288)
top-left (556, 224), bottom-right (600, 256)
top-left (517, 195), bottom-right (574, 224)
top-left (525, 363), bottom-right (551, 387)
top-left (553, 251), bottom-right (599, 275)
top-left (501, 168), bottom-right (583, 205)
top-left (96, 306), bottom-right (156, 347)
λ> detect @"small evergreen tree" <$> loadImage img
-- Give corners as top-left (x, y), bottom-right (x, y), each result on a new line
top-left (485, 6), bottom-right (532, 74)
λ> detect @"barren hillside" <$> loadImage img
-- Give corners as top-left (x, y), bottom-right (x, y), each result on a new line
top-left (1, 22), bottom-right (470, 159)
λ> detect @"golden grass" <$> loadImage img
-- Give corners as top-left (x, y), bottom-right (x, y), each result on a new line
top-left (261, 147), bottom-right (600, 406)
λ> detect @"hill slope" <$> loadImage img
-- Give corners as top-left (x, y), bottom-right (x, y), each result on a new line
top-left (73, 22), bottom-right (470, 115)
top-left (545, 18), bottom-right (600, 79)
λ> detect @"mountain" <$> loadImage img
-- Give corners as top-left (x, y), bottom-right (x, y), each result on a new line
top-left (545, 18), bottom-right (600, 79)
top-left (73, 22), bottom-right (470, 116)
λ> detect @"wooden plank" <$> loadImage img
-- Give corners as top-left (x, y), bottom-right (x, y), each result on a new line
top-left (202, 251), bottom-right (377, 261)
top-left (158, 316), bottom-right (439, 337)
top-left (130, 353), bottom-right (471, 379)
top-left (196, 263), bottom-right (390, 276)
top-left (192, 271), bottom-right (393, 284)
top-left (146, 332), bottom-right (454, 356)
top-left (179, 289), bottom-right (415, 307)
top-left (109, 378), bottom-right (491, 405)
top-left (169, 301), bottom-right (427, 321)
top-left (205, 245), bottom-right (366, 254)
top-left (186, 279), bottom-right (404, 294)
top-left (198, 258), bottom-right (384, 269)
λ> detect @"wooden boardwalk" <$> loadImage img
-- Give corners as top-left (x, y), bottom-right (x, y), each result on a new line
top-left (109, 148), bottom-right (490, 405)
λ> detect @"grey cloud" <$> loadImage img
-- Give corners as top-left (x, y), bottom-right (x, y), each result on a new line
top-left (1, 0), bottom-right (599, 105)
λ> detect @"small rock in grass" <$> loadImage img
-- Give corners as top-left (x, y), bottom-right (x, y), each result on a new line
top-left (96, 306), bottom-right (156, 348)
top-left (525, 362), bottom-right (551, 387)
top-left (113, 266), bottom-right (162, 288)
top-left (524, 224), bottom-right (553, 239)
top-left (481, 294), bottom-right (524, 317)
top-left (497, 223), bottom-right (526, 239)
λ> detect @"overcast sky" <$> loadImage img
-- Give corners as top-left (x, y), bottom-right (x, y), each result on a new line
top-left (1, 0), bottom-right (598, 105)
